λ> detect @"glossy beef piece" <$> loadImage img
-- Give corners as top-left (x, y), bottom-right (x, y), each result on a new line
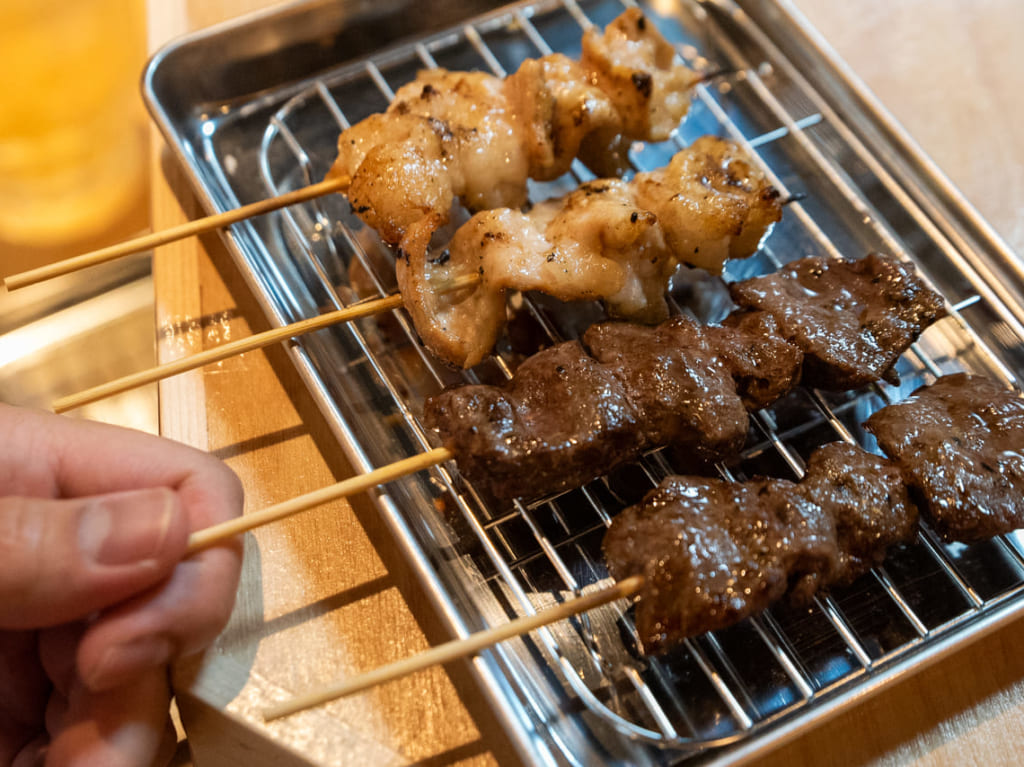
top-left (603, 441), bottom-right (918, 654)
top-left (800, 443), bottom-right (918, 583)
top-left (582, 316), bottom-right (750, 465)
top-left (603, 474), bottom-right (838, 653)
top-left (714, 310), bottom-right (804, 410)
top-left (423, 341), bottom-right (642, 501)
top-left (729, 253), bottom-right (947, 390)
top-left (865, 373), bottom-right (1024, 541)
top-left (425, 312), bottom-right (803, 501)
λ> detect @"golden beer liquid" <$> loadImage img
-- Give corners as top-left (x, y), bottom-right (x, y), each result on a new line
top-left (0, 0), bottom-right (147, 248)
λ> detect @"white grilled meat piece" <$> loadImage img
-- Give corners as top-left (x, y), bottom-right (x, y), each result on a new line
top-left (326, 8), bottom-right (697, 244)
top-left (396, 135), bottom-right (781, 368)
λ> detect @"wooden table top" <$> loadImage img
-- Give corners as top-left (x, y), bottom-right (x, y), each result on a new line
top-left (147, 1), bottom-right (1024, 764)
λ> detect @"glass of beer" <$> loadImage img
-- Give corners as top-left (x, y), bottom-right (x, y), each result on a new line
top-left (0, 0), bottom-right (148, 251)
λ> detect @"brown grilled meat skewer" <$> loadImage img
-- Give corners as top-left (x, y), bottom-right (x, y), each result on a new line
top-left (603, 442), bottom-right (918, 653)
top-left (260, 376), bottom-right (1023, 716)
top-left (424, 313), bottom-right (802, 502)
top-left (605, 373), bottom-right (1024, 655)
top-left (866, 372), bottom-right (1024, 541)
top-left (424, 253), bottom-right (946, 501)
top-left (729, 252), bottom-right (947, 390)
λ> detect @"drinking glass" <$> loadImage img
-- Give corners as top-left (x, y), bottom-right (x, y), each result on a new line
top-left (0, 0), bottom-right (148, 254)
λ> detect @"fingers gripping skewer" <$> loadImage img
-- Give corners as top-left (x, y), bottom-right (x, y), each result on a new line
top-left (180, 402), bottom-right (643, 722)
top-left (182, 436), bottom-right (642, 720)
top-left (3, 176), bottom-right (350, 291)
top-left (262, 574), bottom-right (645, 721)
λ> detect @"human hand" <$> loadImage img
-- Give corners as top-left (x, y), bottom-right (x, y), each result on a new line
top-left (0, 403), bottom-right (244, 766)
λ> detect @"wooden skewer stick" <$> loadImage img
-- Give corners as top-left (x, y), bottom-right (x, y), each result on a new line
top-left (186, 446), bottom-right (452, 554)
top-left (52, 272), bottom-right (481, 413)
top-left (4, 175), bottom-right (350, 291)
top-left (52, 292), bottom-right (403, 413)
top-left (262, 573), bottom-right (645, 721)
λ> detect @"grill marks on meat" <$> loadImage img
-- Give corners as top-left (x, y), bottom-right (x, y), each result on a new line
top-left (423, 315), bottom-right (801, 501)
top-left (508, 8), bottom-right (698, 181)
top-left (866, 373), bottom-right (1024, 541)
top-left (334, 71), bottom-right (525, 245)
top-left (398, 177), bottom-right (670, 370)
top-left (399, 136), bottom-right (781, 369)
top-left (579, 7), bottom-right (697, 158)
top-left (730, 253), bottom-right (947, 389)
top-left (603, 443), bottom-right (917, 653)
top-left (327, 8), bottom-right (696, 245)
top-left (505, 54), bottom-right (625, 184)
top-left (632, 136), bottom-right (783, 275)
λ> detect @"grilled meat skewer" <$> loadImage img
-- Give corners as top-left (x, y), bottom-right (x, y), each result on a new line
top-left (866, 372), bottom-right (1024, 541)
top-left (604, 372), bottom-right (1024, 654)
top-left (730, 252), bottom-right (947, 389)
top-left (328, 8), bottom-right (698, 245)
top-left (424, 313), bottom-right (801, 502)
top-left (259, 375), bottom-right (1024, 718)
top-left (603, 442), bottom-right (918, 653)
top-left (424, 253), bottom-right (946, 500)
top-left (400, 135), bottom-right (782, 368)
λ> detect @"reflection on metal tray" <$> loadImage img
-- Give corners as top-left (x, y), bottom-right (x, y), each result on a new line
top-left (146, 0), bottom-right (1024, 764)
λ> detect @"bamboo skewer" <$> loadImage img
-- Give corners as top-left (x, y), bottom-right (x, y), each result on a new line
top-left (0, 60), bottom-right (746, 296)
top-left (52, 272), bottom-right (480, 413)
top-left (175, 376), bottom-right (643, 721)
top-left (52, 292), bottom-right (403, 413)
top-left (262, 573), bottom-right (644, 721)
top-left (185, 446), bottom-right (452, 554)
top-left (3, 175), bottom-right (350, 291)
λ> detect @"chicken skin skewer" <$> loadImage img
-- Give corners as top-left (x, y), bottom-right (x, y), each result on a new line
top-left (5, 9), bottom-right (701, 292)
top-left (399, 135), bottom-right (783, 368)
top-left (327, 8), bottom-right (700, 245)
top-left (6, 10), bottom-right (700, 293)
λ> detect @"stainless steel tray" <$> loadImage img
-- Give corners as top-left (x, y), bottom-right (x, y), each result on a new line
top-left (145, 1), bottom-right (1024, 764)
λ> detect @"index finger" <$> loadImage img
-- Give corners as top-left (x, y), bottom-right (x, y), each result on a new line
top-left (0, 404), bottom-right (242, 532)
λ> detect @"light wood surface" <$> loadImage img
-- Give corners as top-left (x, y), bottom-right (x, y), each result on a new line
top-left (765, 4), bottom-right (1024, 764)
top-left (146, 1), bottom-right (1024, 765)
top-left (264, 575), bottom-right (646, 722)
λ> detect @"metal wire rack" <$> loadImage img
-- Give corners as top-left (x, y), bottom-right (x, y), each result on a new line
top-left (153, 0), bottom-right (1024, 763)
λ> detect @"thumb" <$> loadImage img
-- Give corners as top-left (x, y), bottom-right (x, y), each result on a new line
top-left (0, 488), bottom-right (189, 629)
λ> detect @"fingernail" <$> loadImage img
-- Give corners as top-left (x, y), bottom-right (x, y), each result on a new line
top-left (79, 488), bottom-right (177, 566)
top-left (83, 635), bottom-right (174, 691)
